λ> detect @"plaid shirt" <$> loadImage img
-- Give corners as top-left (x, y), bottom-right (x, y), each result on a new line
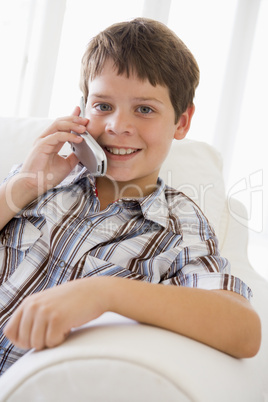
top-left (0, 165), bottom-right (252, 375)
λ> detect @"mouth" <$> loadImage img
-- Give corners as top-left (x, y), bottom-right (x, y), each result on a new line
top-left (105, 146), bottom-right (140, 156)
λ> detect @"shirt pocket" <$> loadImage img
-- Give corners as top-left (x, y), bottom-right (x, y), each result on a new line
top-left (1, 218), bottom-right (41, 252)
top-left (0, 218), bottom-right (42, 283)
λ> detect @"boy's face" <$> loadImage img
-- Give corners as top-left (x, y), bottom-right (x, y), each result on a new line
top-left (85, 59), bottom-right (191, 194)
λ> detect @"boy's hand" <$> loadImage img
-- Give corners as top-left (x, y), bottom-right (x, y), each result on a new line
top-left (0, 107), bottom-right (89, 229)
top-left (19, 107), bottom-right (89, 197)
top-left (3, 278), bottom-right (106, 351)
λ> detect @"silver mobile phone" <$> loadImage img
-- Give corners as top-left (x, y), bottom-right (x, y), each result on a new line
top-left (70, 97), bottom-right (107, 176)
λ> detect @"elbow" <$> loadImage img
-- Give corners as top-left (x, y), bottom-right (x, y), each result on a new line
top-left (236, 310), bottom-right (262, 359)
top-left (246, 311), bottom-right (262, 358)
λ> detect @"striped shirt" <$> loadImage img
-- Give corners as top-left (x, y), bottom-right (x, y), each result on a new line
top-left (0, 165), bottom-right (252, 375)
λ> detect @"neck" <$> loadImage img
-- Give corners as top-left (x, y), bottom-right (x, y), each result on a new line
top-left (96, 176), bottom-right (159, 204)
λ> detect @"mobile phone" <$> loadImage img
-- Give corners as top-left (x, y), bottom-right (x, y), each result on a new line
top-left (70, 97), bottom-right (107, 176)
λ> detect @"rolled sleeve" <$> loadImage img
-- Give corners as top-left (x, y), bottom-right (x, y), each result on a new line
top-left (162, 271), bottom-right (253, 300)
top-left (161, 244), bottom-right (253, 300)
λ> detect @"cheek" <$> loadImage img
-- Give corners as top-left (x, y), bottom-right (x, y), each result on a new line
top-left (85, 118), bottom-right (103, 140)
top-left (147, 138), bottom-right (173, 168)
top-left (151, 132), bottom-right (174, 162)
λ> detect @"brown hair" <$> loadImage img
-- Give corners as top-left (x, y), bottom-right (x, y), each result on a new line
top-left (80, 18), bottom-right (200, 122)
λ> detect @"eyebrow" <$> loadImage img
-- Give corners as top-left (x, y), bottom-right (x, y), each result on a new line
top-left (89, 93), bottom-right (164, 105)
top-left (133, 97), bottom-right (164, 105)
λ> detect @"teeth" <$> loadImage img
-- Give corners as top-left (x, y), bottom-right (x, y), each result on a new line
top-left (106, 147), bottom-right (137, 155)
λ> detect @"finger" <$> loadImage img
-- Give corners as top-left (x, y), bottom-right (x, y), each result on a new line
top-left (3, 308), bottom-right (23, 345)
top-left (16, 307), bottom-right (34, 349)
top-left (45, 316), bottom-right (67, 348)
top-left (4, 304), bottom-right (33, 349)
top-left (55, 117), bottom-right (89, 132)
top-left (30, 313), bottom-right (48, 350)
top-left (72, 105), bottom-right (81, 117)
top-left (39, 116), bottom-right (89, 139)
top-left (36, 131), bottom-right (84, 150)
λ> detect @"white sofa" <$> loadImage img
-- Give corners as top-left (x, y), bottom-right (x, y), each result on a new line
top-left (0, 116), bottom-right (268, 402)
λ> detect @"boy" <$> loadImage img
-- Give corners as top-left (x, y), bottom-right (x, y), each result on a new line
top-left (0, 18), bottom-right (261, 375)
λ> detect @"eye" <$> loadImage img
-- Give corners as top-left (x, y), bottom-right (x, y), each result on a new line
top-left (95, 103), bottom-right (112, 112)
top-left (137, 106), bottom-right (153, 114)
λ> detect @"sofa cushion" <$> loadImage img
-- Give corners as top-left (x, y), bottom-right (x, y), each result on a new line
top-left (0, 117), bottom-right (53, 183)
top-left (160, 139), bottom-right (226, 238)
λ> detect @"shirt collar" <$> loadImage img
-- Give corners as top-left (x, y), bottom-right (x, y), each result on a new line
top-left (116, 178), bottom-right (178, 234)
top-left (139, 178), bottom-right (176, 232)
top-left (57, 167), bottom-right (178, 234)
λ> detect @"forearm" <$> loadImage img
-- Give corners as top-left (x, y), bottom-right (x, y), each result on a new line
top-left (4, 275), bottom-right (261, 358)
top-left (100, 276), bottom-right (261, 358)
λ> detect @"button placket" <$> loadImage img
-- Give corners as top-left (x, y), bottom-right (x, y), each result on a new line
top-left (85, 221), bottom-right (92, 230)
top-left (58, 260), bottom-right (66, 269)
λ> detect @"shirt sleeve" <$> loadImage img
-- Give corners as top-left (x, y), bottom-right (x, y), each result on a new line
top-left (0, 164), bottom-right (23, 186)
top-left (161, 258), bottom-right (253, 300)
top-left (160, 197), bottom-right (253, 300)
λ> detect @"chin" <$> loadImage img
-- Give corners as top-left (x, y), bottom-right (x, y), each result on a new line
top-left (106, 169), bottom-right (136, 183)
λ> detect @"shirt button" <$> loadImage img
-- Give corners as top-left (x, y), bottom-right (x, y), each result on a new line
top-left (3, 233), bottom-right (9, 242)
top-left (58, 260), bottom-right (66, 268)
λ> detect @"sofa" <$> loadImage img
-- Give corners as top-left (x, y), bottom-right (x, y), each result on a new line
top-left (0, 116), bottom-right (267, 402)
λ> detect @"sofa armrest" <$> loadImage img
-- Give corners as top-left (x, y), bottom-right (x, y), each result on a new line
top-left (0, 312), bottom-right (263, 402)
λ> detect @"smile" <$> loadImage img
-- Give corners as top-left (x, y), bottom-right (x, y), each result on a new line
top-left (105, 147), bottom-right (139, 155)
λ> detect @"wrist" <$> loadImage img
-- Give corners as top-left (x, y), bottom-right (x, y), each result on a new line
top-left (95, 276), bottom-right (146, 320)
top-left (6, 173), bottom-right (39, 212)
top-left (93, 276), bottom-right (118, 314)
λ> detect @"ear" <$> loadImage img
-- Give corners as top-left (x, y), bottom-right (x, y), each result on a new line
top-left (174, 104), bottom-right (195, 140)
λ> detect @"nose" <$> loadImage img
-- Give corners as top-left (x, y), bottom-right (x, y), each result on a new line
top-left (106, 110), bottom-right (134, 136)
